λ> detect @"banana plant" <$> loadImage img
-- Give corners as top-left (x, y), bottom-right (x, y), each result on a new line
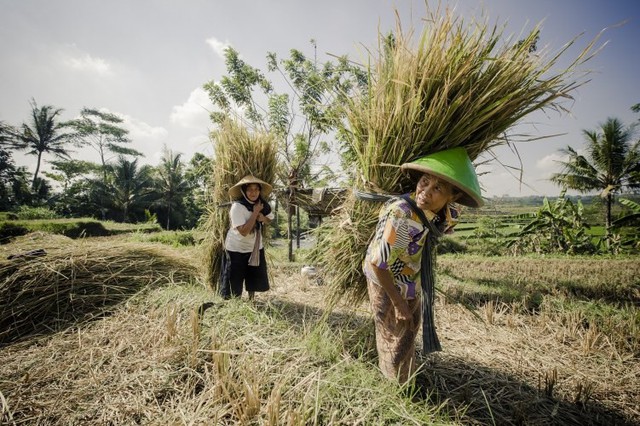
top-left (508, 190), bottom-right (596, 254)
top-left (609, 198), bottom-right (640, 251)
top-left (613, 198), bottom-right (640, 226)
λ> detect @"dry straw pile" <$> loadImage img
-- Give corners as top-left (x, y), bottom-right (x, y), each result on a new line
top-left (0, 239), bottom-right (197, 346)
top-left (202, 118), bottom-right (278, 290)
top-left (313, 10), bottom-right (600, 306)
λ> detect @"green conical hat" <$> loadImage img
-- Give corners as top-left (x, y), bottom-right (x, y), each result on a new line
top-left (400, 147), bottom-right (483, 208)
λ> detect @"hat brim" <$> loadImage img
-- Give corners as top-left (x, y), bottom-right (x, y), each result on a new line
top-left (229, 176), bottom-right (273, 200)
top-left (401, 164), bottom-right (484, 208)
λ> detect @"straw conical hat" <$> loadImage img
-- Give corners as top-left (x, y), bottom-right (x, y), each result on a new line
top-left (400, 147), bottom-right (483, 208)
top-left (229, 175), bottom-right (273, 200)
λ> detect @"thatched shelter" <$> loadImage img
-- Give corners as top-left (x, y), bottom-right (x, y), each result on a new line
top-left (276, 187), bottom-right (348, 228)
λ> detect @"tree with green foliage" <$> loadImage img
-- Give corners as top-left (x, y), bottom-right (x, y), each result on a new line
top-left (550, 117), bottom-right (640, 230)
top-left (12, 99), bottom-right (75, 190)
top-left (0, 120), bottom-right (12, 146)
top-left (614, 198), bottom-right (640, 226)
top-left (0, 120), bottom-right (18, 208)
top-left (44, 159), bottom-right (100, 191)
top-left (44, 159), bottom-right (101, 216)
top-left (183, 152), bottom-right (211, 227)
top-left (204, 42), bottom-right (366, 259)
top-left (103, 156), bottom-right (155, 223)
top-left (265, 42), bottom-right (367, 184)
top-left (508, 190), bottom-right (596, 255)
top-left (66, 108), bottom-right (141, 183)
top-left (609, 198), bottom-right (640, 252)
top-left (152, 148), bottom-right (190, 230)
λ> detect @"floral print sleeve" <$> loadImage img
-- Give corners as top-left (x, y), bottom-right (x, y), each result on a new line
top-left (363, 197), bottom-right (429, 300)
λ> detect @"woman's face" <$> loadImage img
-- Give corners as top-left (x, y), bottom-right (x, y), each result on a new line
top-left (415, 173), bottom-right (455, 212)
top-left (244, 183), bottom-right (261, 202)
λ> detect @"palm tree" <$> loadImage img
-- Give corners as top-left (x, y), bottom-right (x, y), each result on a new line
top-left (0, 121), bottom-right (18, 208)
top-left (13, 99), bottom-right (74, 189)
top-left (107, 156), bottom-right (155, 222)
top-left (0, 120), bottom-right (13, 145)
top-left (550, 117), bottom-right (640, 230)
top-left (153, 148), bottom-right (190, 229)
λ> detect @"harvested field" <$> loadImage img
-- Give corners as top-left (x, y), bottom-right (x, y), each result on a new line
top-left (0, 236), bottom-right (638, 425)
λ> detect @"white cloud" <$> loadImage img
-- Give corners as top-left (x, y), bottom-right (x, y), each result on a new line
top-left (63, 53), bottom-right (112, 75)
top-left (170, 87), bottom-right (212, 130)
top-left (108, 110), bottom-right (169, 161)
top-left (206, 37), bottom-right (231, 59)
top-left (121, 114), bottom-right (168, 142)
top-left (536, 152), bottom-right (568, 171)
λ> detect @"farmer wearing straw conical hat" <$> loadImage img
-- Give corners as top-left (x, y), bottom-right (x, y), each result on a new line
top-left (221, 175), bottom-right (274, 301)
top-left (363, 147), bottom-right (482, 383)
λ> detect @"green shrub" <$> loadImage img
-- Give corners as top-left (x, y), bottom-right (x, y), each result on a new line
top-left (131, 230), bottom-right (196, 247)
top-left (508, 191), bottom-right (597, 255)
top-left (16, 206), bottom-right (60, 220)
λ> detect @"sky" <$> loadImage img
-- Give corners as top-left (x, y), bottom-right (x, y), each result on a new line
top-left (1, 0), bottom-right (639, 198)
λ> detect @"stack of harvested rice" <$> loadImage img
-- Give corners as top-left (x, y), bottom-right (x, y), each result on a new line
top-left (202, 118), bottom-right (278, 290)
top-left (312, 10), bottom-right (599, 306)
top-left (0, 240), bottom-right (197, 345)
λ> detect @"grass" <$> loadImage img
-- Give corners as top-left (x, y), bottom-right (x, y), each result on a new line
top-left (0, 278), bottom-right (450, 424)
top-left (0, 218), bottom-right (162, 243)
top-left (438, 254), bottom-right (639, 304)
top-left (0, 231), bottom-right (638, 425)
top-left (128, 230), bottom-right (199, 247)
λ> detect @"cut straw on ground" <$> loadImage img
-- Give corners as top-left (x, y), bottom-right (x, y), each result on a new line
top-left (1, 257), bottom-right (637, 425)
top-left (0, 236), bottom-right (198, 346)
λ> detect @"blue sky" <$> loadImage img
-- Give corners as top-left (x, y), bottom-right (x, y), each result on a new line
top-left (1, 0), bottom-right (638, 197)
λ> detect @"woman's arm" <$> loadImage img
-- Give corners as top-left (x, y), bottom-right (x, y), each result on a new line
top-left (257, 213), bottom-right (272, 225)
top-left (369, 262), bottom-right (412, 321)
top-left (236, 201), bottom-right (263, 236)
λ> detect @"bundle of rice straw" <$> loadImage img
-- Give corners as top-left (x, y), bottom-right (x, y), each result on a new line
top-left (0, 241), bottom-right (197, 345)
top-left (202, 118), bottom-right (278, 290)
top-left (312, 9), bottom-right (600, 307)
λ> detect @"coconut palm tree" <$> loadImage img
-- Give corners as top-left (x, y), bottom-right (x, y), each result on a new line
top-left (13, 99), bottom-right (75, 189)
top-left (0, 120), bottom-right (13, 145)
top-left (550, 117), bottom-right (640, 230)
top-left (153, 148), bottom-right (190, 230)
top-left (107, 156), bottom-right (155, 222)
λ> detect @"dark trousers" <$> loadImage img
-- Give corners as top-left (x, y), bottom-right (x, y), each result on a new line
top-left (220, 249), bottom-right (269, 299)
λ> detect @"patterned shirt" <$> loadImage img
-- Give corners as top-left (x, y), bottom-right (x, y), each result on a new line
top-left (363, 195), bottom-right (436, 300)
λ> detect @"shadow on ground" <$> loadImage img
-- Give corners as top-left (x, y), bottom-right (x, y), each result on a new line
top-left (254, 298), bottom-right (635, 426)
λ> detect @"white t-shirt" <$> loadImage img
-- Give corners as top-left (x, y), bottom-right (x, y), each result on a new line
top-left (224, 201), bottom-right (274, 253)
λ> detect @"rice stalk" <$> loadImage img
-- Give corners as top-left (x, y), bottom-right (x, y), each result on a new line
top-left (312, 8), bottom-right (601, 307)
top-left (0, 241), bottom-right (197, 346)
top-left (201, 118), bottom-right (279, 290)
top-left (1, 269), bottom-right (637, 424)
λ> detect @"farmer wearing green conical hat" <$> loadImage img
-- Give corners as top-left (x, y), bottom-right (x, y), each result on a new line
top-left (363, 147), bottom-right (483, 383)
